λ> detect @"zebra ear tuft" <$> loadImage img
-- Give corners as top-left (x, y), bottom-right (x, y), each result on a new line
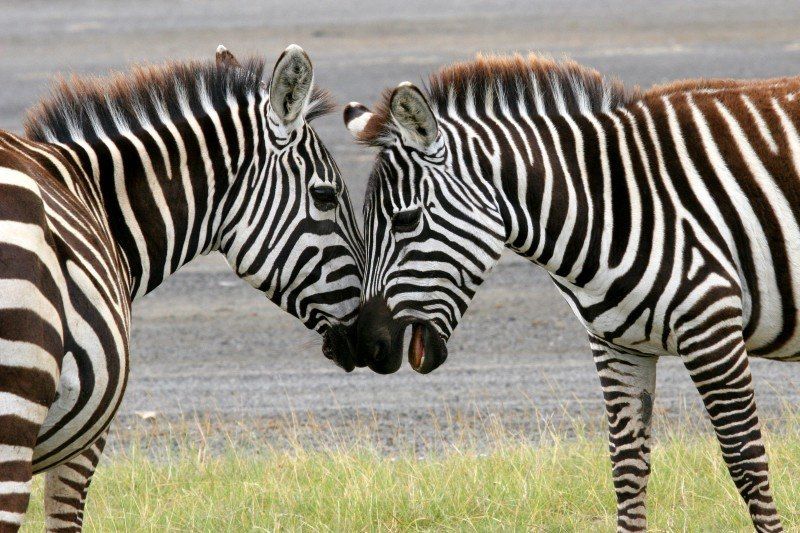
top-left (269, 44), bottom-right (313, 125)
top-left (390, 82), bottom-right (438, 149)
top-left (216, 44), bottom-right (242, 69)
top-left (344, 102), bottom-right (374, 139)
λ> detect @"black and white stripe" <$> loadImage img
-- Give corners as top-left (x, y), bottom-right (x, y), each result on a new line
top-left (0, 44), bottom-right (363, 531)
top-left (348, 53), bottom-right (800, 531)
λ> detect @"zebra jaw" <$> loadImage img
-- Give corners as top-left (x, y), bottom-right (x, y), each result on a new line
top-left (408, 322), bottom-right (447, 374)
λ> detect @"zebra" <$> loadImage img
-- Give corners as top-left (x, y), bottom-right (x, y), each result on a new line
top-left (0, 43), bottom-right (363, 531)
top-left (344, 53), bottom-right (800, 532)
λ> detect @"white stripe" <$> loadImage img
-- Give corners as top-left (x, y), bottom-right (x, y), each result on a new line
top-left (178, 86), bottom-right (216, 255)
top-left (0, 392), bottom-right (48, 424)
top-left (0, 339), bottom-right (58, 378)
top-left (741, 95), bottom-right (778, 154)
top-left (0, 445), bottom-right (32, 463)
top-left (563, 113), bottom-right (594, 281)
top-left (0, 511), bottom-right (24, 525)
top-left (0, 278), bottom-right (62, 337)
top-left (0, 481), bottom-right (30, 494)
top-left (0, 168), bottom-right (40, 192)
top-left (155, 97), bottom-right (196, 272)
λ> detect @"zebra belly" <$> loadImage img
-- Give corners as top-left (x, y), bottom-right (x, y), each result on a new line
top-left (585, 312), bottom-right (677, 358)
top-left (743, 304), bottom-right (800, 361)
top-left (552, 281), bottom-right (678, 358)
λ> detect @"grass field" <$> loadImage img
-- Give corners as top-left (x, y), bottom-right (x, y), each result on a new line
top-left (20, 415), bottom-right (800, 532)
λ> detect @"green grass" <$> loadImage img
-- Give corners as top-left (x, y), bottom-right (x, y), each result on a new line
top-left (20, 422), bottom-right (800, 532)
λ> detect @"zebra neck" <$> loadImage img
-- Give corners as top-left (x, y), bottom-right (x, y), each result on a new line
top-left (483, 111), bottom-right (618, 288)
top-left (57, 110), bottom-right (239, 300)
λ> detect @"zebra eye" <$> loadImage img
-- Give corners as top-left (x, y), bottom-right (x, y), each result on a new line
top-left (391, 207), bottom-right (422, 233)
top-left (310, 185), bottom-right (338, 211)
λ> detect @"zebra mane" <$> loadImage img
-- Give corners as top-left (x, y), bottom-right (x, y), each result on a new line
top-left (359, 53), bottom-right (636, 146)
top-left (24, 56), bottom-right (335, 144)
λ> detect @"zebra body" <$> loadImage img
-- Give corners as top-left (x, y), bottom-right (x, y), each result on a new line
top-left (0, 133), bottom-right (129, 496)
top-left (347, 54), bottom-right (799, 531)
top-left (0, 45), bottom-right (363, 531)
top-left (548, 82), bottom-right (800, 365)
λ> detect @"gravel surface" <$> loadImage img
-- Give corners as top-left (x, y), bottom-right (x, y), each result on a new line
top-left (1, 1), bottom-right (799, 450)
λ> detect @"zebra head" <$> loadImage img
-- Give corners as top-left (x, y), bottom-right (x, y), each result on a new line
top-left (345, 83), bottom-right (506, 374)
top-left (219, 45), bottom-right (363, 370)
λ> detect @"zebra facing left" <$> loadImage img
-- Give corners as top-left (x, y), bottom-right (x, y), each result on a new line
top-left (0, 44), bottom-right (362, 531)
top-left (347, 53), bottom-right (800, 531)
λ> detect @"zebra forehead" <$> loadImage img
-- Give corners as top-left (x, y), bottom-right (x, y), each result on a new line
top-left (357, 52), bottom-right (638, 147)
top-left (364, 144), bottom-right (420, 197)
top-left (364, 153), bottom-right (389, 210)
top-left (23, 56), bottom-right (335, 144)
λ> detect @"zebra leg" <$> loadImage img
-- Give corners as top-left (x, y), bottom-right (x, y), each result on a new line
top-left (0, 363), bottom-right (57, 531)
top-left (0, 287), bottom-right (62, 529)
top-left (44, 430), bottom-right (107, 532)
top-left (592, 342), bottom-right (657, 532)
top-left (682, 340), bottom-right (782, 532)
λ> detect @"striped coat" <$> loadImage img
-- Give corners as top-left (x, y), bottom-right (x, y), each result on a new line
top-left (346, 54), bottom-right (799, 532)
top-left (0, 44), bottom-right (363, 531)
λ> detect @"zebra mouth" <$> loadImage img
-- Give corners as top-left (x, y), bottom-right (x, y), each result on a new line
top-left (408, 322), bottom-right (447, 374)
top-left (322, 323), bottom-right (359, 372)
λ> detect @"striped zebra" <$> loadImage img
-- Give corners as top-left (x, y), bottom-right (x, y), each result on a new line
top-left (344, 53), bottom-right (800, 531)
top-left (0, 44), bottom-right (363, 531)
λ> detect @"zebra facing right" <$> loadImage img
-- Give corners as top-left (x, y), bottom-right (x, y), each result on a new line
top-left (347, 53), bottom-right (800, 531)
top-left (0, 44), bottom-right (363, 531)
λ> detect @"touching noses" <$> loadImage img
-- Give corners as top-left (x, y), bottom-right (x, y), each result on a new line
top-left (356, 296), bottom-right (403, 374)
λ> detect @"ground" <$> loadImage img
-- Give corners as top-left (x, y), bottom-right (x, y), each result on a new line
top-left (0, 0), bottom-right (798, 452)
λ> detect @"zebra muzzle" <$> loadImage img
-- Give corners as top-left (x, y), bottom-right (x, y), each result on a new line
top-left (322, 323), bottom-right (358, 372)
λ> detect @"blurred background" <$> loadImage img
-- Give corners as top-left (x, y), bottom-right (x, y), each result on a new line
top-left (1, 0), bottom-right (799, 451)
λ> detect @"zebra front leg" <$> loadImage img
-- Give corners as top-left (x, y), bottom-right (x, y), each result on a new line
top-left (682, 338), bottom-right (782, 532)
top-left (44, 430), bottom-right (108, 532)
top-left (591, 341), bottom-right (658, 532)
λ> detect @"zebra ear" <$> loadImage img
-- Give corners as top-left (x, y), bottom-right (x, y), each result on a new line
top-left (390, 82), bottom-right (438, 149)
top-left (215, 44), bottom-right (241, 69)
top-left (343, 102), bottom-right (374, 139)
top-left (269, 44), bottom-right (313, 125)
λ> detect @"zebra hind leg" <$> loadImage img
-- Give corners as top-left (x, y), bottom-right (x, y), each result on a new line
top-left (0, 287), bottom-right (63, 530)
top-left (0, 354), bottom-right (59, 532)
top-left (682, 337), bottom-right (782, 532)
top-left (44, 431), bottom-right (108, 532)
top-left (591, 341), bottom-right (658, 533)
